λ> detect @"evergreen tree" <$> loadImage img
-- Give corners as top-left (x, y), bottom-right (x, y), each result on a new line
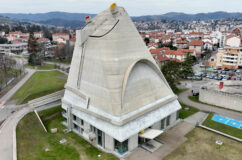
top-left (181, 53), bottom-right (194, 78)
top-left (161, 61), bottom-right (181, 92)
top-left (144, 37), bottom-right (150, 46)
top-left (28, 32), bottom-right (42, 65)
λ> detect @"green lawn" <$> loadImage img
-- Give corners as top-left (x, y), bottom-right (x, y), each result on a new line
top-left (25, 64), bottom-right (56, 70)
top-left (188, 96), bottom-right (199, 103)
top-left (202, 113), bottom-right (242, 139)
top-left (164, 127), bottom-right (242, 160)
top-left (17, 106), bottom-right (118, 160)
top-left (11, 71), bottom-right (66, 104)
top-left (201, 70), bottom-right (213, 73)
top-left (179, 103), bottom-right (199, 119)
top-left (48, 58), bottom-right (72, 64)
top-left (174, 88), bottom-right (188, 95)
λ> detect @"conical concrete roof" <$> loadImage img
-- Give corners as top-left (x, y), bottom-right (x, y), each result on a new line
top-left (65, 6), bottom-right (177, 119)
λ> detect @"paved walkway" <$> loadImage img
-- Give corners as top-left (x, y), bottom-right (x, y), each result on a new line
top-left (126, 121), bottom-right (195, 160)
top-left (0, 101), bottom-right (61, 160)
top-left (184, 111), bottom-right (208, 125)
top-left (178, 89), bottom-right (242, 121)
top-left (126, 110), bottom-right (209, 160)
top-left (0, 68), bottom-right (35, 109)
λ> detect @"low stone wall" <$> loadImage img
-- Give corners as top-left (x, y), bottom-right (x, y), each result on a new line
top-left (199, 88), bottom-right (242, 112)
top-left (28, 90), bottom-right (64, 107)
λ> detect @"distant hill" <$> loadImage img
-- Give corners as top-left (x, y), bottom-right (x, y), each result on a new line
top-left (0, 12), bottom-right (96, 22)
top-left (132, 11), bottom-right (242, 21)
top-left (0, 15), bottom-right (19, 24)
top-left (1, 11), bottom-right (242, 28)
top-left (39, 18), bottom-right (85, 29)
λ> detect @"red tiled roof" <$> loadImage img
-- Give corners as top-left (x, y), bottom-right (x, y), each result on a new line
top-left (178, 49), bottom-right (194, 54)
top-left (204, 41), bottom-right (214, 46)
top-left (189, 40), bottom-right (203, 46)
top-left (53, 33), bottom-right (69, 36)
top-left (176, 40), bottom-right (188, 44)
top-left (170, 58), bottom-right (181, 63)
top-left (37, 38), bottom-right (49, 42)
top-left (150, 48), bottom-right (162, 54)
top-left (226, 35), bottom-right (235, 39)
top-left (157, 54), bottom-right (170, 62)
top-left (189, 32), bottom-right (203, 35)
top-left (163, 49), bottom-right (187, 56)
top-left (57, 42), bottom-right (65, 45)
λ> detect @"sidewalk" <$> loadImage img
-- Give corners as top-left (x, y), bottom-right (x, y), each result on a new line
top-left (178, 89), bottom-right (242, 121)
top-left (0, 68), bottom-right (35, 109)
top-left (126, 121), bottom-right (195, 160)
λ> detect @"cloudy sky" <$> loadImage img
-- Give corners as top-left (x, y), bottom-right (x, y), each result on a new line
top-left (1, 0), bottom-right (242, 16)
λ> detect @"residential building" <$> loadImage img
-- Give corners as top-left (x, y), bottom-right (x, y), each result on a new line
top-left (216, 47), bottom-right (242, 69)
top-left (189, 40), bottom-right (203, 53)
top-left (61, 4), bottom-right (181, 158)
top-left (52, 33), bottom-right (70, 42)
top-left (175, 40), bottom-right (188, 49)
top-left (0, 43), bottom-right (28, 55)
top-left (34, 32), bottom-right (43, 39)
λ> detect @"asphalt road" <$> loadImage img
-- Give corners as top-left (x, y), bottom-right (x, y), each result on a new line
top-left (178, 89), bottom-right (242, 121)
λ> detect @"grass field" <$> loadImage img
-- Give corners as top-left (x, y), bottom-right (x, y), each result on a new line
top-left (203, 113), bottom-right (242, 139)
top-left (164, 127), bottom-right (242, 160)
top-left (188, 96), bottom-right (199, 103)
top-left (174, 88), bottom-right (188, 95)
top-left (17, 106), bottom-right (118, 160)
top-left (179, 103), bottom-right (199, 119)
top-left (48, 59), bottom-right (72, 64)
top-left (11, 71), bottom-right (66, 104)
top-left (25, 64), bottom-right (56, 70)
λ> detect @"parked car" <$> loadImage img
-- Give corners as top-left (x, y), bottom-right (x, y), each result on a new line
top-left (217, 76), bottom-right (223, 80)
top-left (208, 75), bottom-right (214, 79)
top-left (217, 67), bottom-right (222, 70)
top-left (192, 90), bottom-right (199, 96)
top-left (221, 71), bottom-right (227, 74)
top-left (187, 76), bottom-right (193, 80)
top-left (201, 73), bottom-right (207, 77)
top-left (224, 68), bottom-right (230, 71)
top-left (228, 72), bottom-right (234, 76)
top-left (195, 76), bottom-right (203, 81)
top-left (231, 76), bottom-right (237, 80)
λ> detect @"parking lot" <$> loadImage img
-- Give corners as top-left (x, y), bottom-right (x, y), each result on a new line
top-left (188, 67), bottom-right (242, 81)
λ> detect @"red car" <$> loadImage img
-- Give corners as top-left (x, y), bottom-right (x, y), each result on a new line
top-left (231, 76), bottom-right (236, 80)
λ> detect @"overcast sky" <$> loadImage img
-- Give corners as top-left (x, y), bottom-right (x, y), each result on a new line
top-left (1, 0), bottom-right (242, 16)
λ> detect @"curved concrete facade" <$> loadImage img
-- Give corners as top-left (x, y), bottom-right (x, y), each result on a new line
top-left (62, 5), bottom-right (181, 157)
top-left (65, 7), bottom-right (176, 117)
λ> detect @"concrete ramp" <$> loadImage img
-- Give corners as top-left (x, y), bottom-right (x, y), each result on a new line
top-left (140, 139), bottom-right (163, 153)
top-left (184, 111), bottom-right (208, 125)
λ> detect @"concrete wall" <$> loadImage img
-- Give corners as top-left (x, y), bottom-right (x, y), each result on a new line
top-left (199, 88), bottom-right (242, 112)
top-left (105, 134), bottom-right (114, 151)
top-left (128, 134), bottom-right (138, 151)
top-left (151, 121), bottom-right (161, 129)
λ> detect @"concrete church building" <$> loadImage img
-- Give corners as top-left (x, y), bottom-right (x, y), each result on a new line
top-left (61, 3), bottom-right (181, 157)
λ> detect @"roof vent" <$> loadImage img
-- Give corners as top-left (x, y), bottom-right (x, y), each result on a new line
top-left (110, 3), bottom-right (118, 15)
top-left (85, 16), bottom-right (91, 24)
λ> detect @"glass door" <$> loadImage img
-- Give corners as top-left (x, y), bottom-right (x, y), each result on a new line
top-left (97, 129), bottom-right (103, 146)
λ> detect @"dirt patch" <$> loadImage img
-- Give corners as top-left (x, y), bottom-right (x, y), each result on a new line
top-left (42, 112), bottom-right (61, 121)
top-left (57, 75), bottom-right (67, 81)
